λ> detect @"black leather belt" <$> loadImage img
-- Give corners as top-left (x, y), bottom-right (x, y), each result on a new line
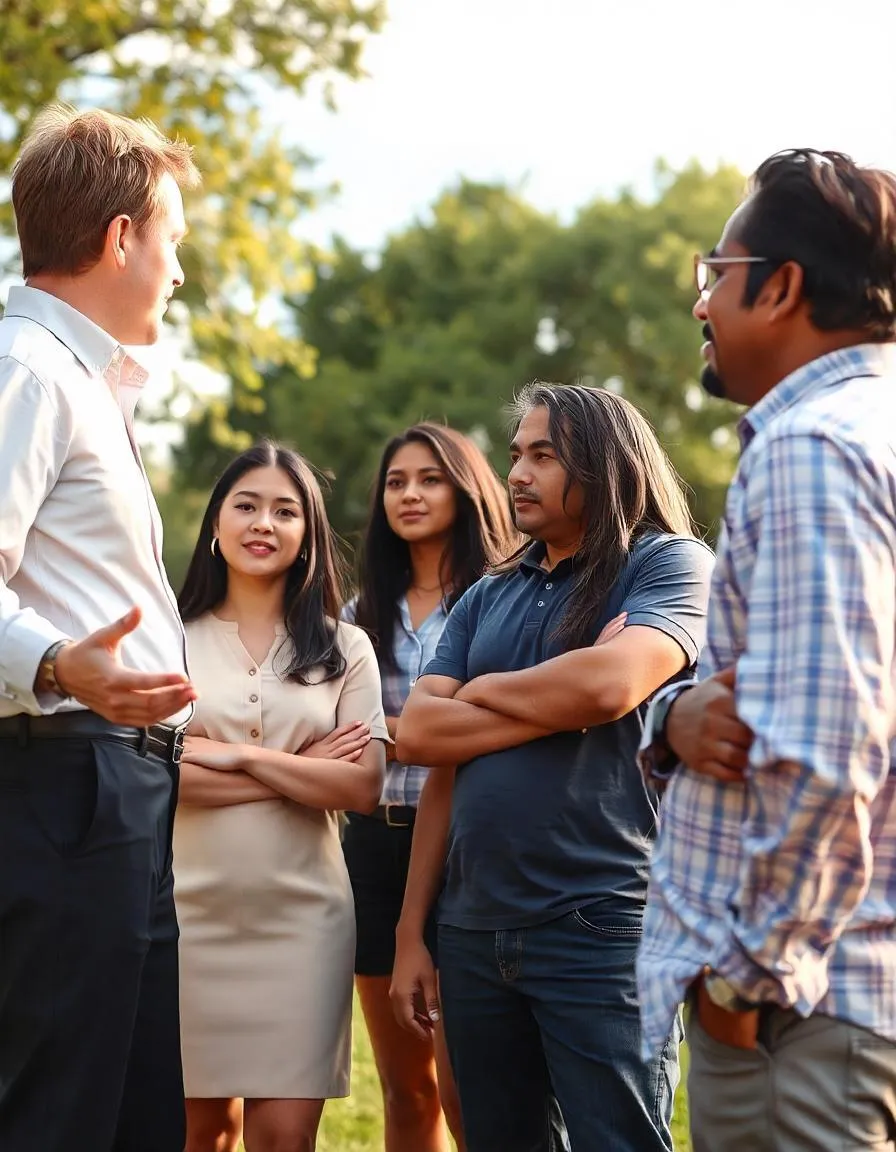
top-left (0, 712), bottom-right (186, 765)
top-left (356, 804), bottom-right (417, 828)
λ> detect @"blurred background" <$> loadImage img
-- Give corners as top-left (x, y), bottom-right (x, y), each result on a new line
top-left (3, 0), bottom-right (896, 590)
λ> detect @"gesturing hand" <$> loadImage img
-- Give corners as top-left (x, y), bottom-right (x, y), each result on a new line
top-left (302, 721), bottom-right (371, 762)
top-left (53, 607), bottom-right (195, 726)
top-left (181, 736), bottom-right (247, 772)
top-left (666, 666), bottom-right (753, 783)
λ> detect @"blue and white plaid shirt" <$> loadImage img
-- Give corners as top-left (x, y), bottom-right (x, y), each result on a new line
top-left (343, 597), bottom-right (448, 806)
top-left (638, 344), bottom-right (896, 1056)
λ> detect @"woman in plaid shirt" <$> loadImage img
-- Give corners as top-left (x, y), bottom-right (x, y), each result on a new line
top-left (343, 423), bottom-right (518, 1152)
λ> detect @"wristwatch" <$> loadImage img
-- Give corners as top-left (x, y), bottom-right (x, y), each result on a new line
top-left (37, 640), bottom-right (73, 698)
top-left (703, 971), bottom-right (757, 1013)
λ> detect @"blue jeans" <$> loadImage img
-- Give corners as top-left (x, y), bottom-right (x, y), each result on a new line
top-left (437, 903), bottom-right (680, 1152)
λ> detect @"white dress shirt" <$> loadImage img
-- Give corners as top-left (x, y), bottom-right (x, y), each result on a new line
top-left (0, 285), bottom-right (188, 719)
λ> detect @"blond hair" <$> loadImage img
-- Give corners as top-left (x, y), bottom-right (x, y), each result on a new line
top-left (12, 104), bottom-right (200, 277)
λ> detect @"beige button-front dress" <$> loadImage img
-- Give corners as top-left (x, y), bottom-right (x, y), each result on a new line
top-left (173, 614), bottom-right (388, 1099)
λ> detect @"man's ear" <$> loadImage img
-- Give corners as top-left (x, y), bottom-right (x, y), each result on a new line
top-left (763, 260), bottom-right (805, 321)
top-left (105, 214), bottom-right (132, 269)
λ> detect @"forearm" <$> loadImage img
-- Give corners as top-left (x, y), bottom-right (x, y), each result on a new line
top-left (458, 649), bottom-right (628, 730)
top-left (396, 696), bottom-right (552, 767)
top-left (241, 745), bottom-right (384, 812)
top-left (178, 762), bottom-right (280, 807)
top-left (397, 767), bottom-right (454, 938)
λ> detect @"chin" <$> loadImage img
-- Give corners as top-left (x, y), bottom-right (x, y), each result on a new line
top-left (700, 363), bottom-right (728, 399)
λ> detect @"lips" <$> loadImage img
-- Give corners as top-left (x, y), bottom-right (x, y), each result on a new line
top-left (244, 542), bottom-right (275, 556)
top-left (399, 511), bottom-right (426, 521)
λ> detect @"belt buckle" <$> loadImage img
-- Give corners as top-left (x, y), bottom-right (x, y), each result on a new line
top-left (384, 804), bottom-right (409, 828)
top-left (171, 728), bottom-right (185, 766)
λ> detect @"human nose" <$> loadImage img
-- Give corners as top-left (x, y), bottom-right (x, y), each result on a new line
top-left (508, 459), bottom-right (529, 487)
top-left (251, 508), bottom-right (274, 532)
top-left (693, 294), bottom-right (709, 321)
top-left (401, 482), bottom-right (423, 503)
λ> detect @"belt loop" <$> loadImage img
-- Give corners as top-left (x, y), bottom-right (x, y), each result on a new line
top-left (137, 727), bottom-right (149, 757)
top-left (17, 714), bottom-right (30, 748)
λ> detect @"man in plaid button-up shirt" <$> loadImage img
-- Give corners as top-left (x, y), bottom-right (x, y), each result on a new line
top-left (638, 150), bottom-right (896, 1152)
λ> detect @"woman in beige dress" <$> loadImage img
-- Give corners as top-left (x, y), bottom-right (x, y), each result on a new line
top-left (173, 440), bottom-right (387, 1152)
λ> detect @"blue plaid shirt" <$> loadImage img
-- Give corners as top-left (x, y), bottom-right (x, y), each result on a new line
top-left (343, 597), bottom-right (448, 806)
top-left (638, 344), bottom-right (896, 1056)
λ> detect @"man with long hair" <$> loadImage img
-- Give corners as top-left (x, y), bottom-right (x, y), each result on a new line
top-left (392, 383), bottom-right (714, 1151)
top-left (638, 150), bottom-right (896, 1151)
top-left (0, 106), bottom-right (199, 1150)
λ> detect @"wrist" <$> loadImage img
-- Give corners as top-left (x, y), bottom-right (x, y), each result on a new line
top-left (36, 639), bottom-right (75, 698)
top-left (396, 913), bottom-right (427, 943)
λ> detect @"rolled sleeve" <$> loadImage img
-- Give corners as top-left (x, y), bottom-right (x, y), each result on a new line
top-left (716, 430), bottom-right (896, 1010)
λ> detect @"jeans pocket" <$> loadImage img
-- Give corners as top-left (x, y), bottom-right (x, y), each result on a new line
top-left (26, 739), bottom-right (104, 856)
top-left (572, 900), bottom-right (643, 938)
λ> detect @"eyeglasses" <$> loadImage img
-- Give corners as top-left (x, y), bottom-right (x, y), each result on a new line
top-left (694, 254), bottom-right (771, 298)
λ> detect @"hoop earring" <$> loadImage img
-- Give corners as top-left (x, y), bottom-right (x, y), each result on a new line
top-left (210, 536), bottom-right (219, 557)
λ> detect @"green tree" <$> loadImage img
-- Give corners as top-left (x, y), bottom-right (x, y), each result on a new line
top-left (0, 0), bottom-right (384, 392)
top-left (169, 163), bottom-right (745, 586)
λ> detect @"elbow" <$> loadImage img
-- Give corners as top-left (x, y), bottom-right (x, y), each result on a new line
top-left (574, 682), bottom-right (634, 729)
top-left (394, 715), bottom-right (421, 765)
top-left (351, 750), bottom-right (386, 815)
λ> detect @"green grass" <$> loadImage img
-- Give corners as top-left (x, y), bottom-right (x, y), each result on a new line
top-left (237, 993), bottom-right (692, 1150)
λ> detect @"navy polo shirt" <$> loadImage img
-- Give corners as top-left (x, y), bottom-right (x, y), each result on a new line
top-left (424, 532), bottom-right (715, 931)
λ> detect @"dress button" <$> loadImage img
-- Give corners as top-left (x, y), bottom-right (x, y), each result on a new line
top-left (250, 694), bottom-right (259, 703)
top-left (249, 668), bottom-right (257, 676)
top-left (537, 600), bottom-right (545, 607)
top-left (545, 582), bottom-right (553, 590)
top-left (250, 728), bottom-right (260, 738)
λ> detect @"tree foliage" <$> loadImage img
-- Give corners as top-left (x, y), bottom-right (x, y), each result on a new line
top-left (170, 162), bottom-right (746, 582)
top-left (0, 0), bottom-right (384, 391)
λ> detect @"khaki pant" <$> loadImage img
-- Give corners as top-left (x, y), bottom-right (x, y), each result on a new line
top-left (688, 1006), bottom-right (896, 1152)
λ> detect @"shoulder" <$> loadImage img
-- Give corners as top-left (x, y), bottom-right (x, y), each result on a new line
top-left (626, 532), bottom-right (715, 576)
top-left (0, 318), bottom-right (78, 409)
top-left (336, 618), bottom-right (377, 664)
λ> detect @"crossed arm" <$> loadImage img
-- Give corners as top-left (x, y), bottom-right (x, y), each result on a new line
top-left (397, 618), bottom-right (689, 767)
top-left (179, 726), bottom-right (385, 812)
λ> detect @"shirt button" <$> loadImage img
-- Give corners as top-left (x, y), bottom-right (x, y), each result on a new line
top-left (249, 668), bottom-right (257, 676)
top-left (537, 600), bottom-right (545, 607)
top-left (250, 694), bottom-right (259, 703)
top-left (250, 728), bottom-right (260, 738)
top-left (545, 583), bottom-right (553, 590)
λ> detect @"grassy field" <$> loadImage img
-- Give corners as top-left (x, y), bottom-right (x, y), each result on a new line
top-left (306, 995), bottom-right (692, 1151)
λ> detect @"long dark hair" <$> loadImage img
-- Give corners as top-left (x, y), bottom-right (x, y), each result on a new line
top-left (497, 382), bottom-right (696, 650)
top-left (178, 439), bottom-right (348, 683)
top-left (354, 423), bottom-right (519, 668)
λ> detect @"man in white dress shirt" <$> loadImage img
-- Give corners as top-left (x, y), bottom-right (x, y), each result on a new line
top-left (0, 105), bottom-right (199, 1152)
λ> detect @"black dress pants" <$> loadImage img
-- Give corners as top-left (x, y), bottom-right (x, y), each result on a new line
top-left (0, 731), bottom-right (185, 1152)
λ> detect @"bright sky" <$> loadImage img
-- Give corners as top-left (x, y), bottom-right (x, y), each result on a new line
top-left (293, 0), bottom-right (896, 249)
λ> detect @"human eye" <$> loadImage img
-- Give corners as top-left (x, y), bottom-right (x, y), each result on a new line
top-left (235, 501), bottom-right (254, 512)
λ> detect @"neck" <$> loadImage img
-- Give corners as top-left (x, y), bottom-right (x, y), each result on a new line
top-left (542, 534), bottom-right (583, 571)
top-left (26, 273), bottom-right (126, 345)
top-left (217, 570), bottom-right (286, 625)
top-left (407, 538), bottom-right (450, 592)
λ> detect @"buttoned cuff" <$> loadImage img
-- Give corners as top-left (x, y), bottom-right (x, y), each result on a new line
top-left (0, 613), bottom-right (72, 715)
top-left (637, 680), bottom-right (694, 783)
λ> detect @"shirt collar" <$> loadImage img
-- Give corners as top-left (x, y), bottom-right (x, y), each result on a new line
top-left (5, 285), bottom-right (149, 389)
top-left (738, 342), bottom-right (896, 449)
top-left (518, 540), bottom-right (577, 578)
